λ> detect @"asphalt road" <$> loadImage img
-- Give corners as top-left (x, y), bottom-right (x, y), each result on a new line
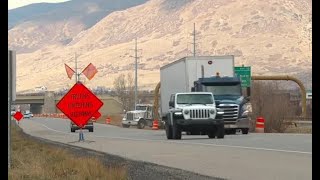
top-left (18, 118), bottom-right (312, 180)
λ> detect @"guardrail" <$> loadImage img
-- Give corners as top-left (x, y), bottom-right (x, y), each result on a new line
top-left (284, 117), bottom-right (312, 127)
top-left (33, 113), bottom-right (68, 119)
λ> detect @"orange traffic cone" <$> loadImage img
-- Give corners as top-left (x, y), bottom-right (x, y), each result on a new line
top-left (256, 117), bottom-right (265, 133)
top-left (106, 116), bottom-right (111, 124)
top-left (152, 119), bottom-right (159, 130)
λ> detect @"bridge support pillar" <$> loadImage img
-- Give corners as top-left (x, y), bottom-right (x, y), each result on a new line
top-left (43, 91), bottom-right (56, 113)
top-left (30, 104), bottom-right (43, 114)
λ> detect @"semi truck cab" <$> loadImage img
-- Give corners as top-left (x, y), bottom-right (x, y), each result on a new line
top-left (192, 76), bottom-right (252, 134)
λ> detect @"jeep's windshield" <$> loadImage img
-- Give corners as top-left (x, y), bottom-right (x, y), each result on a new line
top-left (176, 94), bottom-right (214, 104)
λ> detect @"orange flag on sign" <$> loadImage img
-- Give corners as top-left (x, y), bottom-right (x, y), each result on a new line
top-left (65, 64), bottom-right (75, 79)
top-left (82, 63), bottom-right (98, 80)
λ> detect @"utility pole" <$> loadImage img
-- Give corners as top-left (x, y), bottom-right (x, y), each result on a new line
top-left (192, 23), bottom-right (196, 57)
top-left (308, 14), bottom-right (312, 51)
top-left (75, 53), bottom-right (80, 83)
top-left (134, 38), bottom-right (138, 110)
top-left (129, 39), bottom-right (142, 110)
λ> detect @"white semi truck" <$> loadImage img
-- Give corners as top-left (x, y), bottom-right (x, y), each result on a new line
top-left (159, 56), bottom-right (251, 136)
top-left (122, 104), bottom-right (156, 129)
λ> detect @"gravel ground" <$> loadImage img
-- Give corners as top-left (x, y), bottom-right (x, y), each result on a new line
top-left (18, 126), bottom-right (226, 180)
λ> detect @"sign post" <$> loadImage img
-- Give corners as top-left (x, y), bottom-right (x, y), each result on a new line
top-left (234, 66), bottom-right (251, 87)
top-left (8, 50), bottom-right (16, 169)
top-left (64, 59), bottom-right (99, 141)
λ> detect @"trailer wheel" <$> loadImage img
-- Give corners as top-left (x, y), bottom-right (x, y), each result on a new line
top-left (242, 128), bottom-right (249, 134)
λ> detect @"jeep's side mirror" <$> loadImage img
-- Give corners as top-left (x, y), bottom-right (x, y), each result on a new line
top-left (169, 101), bottom-right (174, 108)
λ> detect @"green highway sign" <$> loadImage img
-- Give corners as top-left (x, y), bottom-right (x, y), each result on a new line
top-left (234, 66), bottom-right (251, 87)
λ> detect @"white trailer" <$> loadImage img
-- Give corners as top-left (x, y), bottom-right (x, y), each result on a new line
top-left (160, 56), bottom-right (234, 117)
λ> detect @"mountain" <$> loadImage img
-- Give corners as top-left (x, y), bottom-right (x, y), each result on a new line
top-left (8, 0), bottom-right (312, 92)
top-left (8, 0), bottom-right (149, 53)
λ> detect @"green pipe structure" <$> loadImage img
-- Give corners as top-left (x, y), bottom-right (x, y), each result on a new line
top-left (252, 75), bottom-right (307, 118)
top-left (153, 82), bottom-right (161, 120)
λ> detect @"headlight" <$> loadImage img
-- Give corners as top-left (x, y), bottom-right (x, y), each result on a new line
top-left (216, 108), bottom-right (224, 115)
top-left (241, 103), bottom-right (252, 116)
top-left (184, 110), bottom-right (189, 114)
top-left (210, 109), bottom-right (215, 114)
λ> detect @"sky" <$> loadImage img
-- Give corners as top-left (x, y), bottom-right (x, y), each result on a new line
top-left (8, 0), bottom-right (70, 10)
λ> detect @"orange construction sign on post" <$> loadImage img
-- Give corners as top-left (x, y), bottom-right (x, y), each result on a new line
top-left (65, 63), bottom-right (75, 79)
top-left (82, 63), bottom-right (98, 80)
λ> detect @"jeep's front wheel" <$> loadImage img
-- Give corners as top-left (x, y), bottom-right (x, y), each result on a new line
top-left (208, 131), bottom-right (216, 138)
top-left (172, 124), bottom-right (182, 139)
top-left (165, 123), bottom-right (173, 139)
top-left (216, 124), bottom-right (225, 139)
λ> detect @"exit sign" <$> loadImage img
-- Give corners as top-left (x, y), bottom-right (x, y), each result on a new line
top-left (234, 66), bottom-right (251, 87)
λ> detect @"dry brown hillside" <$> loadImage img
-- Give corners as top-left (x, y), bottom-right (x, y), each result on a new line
top-left (8, 0), bottom-right (312, 92)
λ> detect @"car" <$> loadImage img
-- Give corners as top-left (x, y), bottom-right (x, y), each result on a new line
top-left (23, 112), bottom-right (32, 119)
top-left (70, 119), bottom-right (94, 132)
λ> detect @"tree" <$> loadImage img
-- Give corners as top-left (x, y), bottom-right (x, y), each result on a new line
top-left (113, 73), bottom-right (135, 111)
top-left (250, 81), bottom-right (296, 133)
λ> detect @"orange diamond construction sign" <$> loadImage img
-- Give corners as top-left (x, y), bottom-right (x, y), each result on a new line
top-left (56, 82), bottom-right (103, 128)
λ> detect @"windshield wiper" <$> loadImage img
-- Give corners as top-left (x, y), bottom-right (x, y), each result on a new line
top-left (178, 103), bottom-right (192, 106)
top-left (218, 94), bottom-right (239, 96)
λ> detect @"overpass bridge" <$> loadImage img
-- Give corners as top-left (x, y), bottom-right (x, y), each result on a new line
top-left (14, 92), bottom-right (124, 115)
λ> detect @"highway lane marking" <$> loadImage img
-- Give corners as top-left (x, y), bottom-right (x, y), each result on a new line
top-left (90, 135), bottom-right (312, 155)
top-left (35, 118), bottom-right (311, 136)
top-left (29, 119), bottom-right (312, 155)
top-left (93, 121), bottom-right (311, 136)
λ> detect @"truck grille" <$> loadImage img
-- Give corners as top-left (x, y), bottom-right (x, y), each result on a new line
top-left (190, 109), bottom-right (210, 119)
top-left (126, 113), bottom-right (134, 120)
top-left (218, 104), bottom-right (239, 123)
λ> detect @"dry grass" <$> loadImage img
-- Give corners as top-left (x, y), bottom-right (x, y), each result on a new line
top-left (250, 82), bottom-right (297, 133)
top-left (9, 123), bottom-right (127, 180)
top-left (284, 126), bottom-right (312, 134)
